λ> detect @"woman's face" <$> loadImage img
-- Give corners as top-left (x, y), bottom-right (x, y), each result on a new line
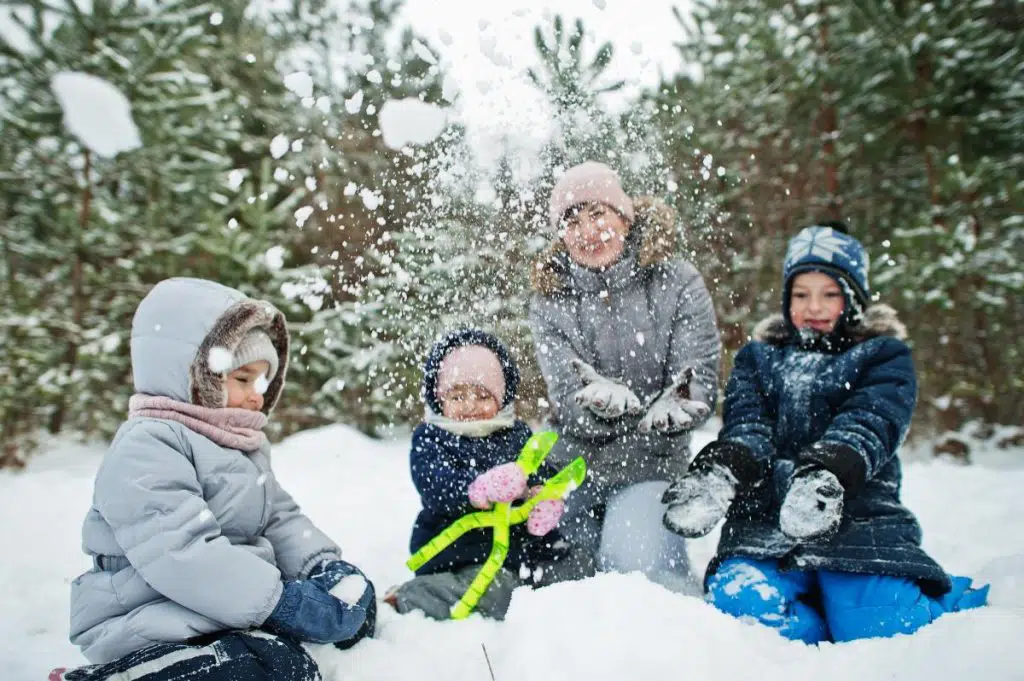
top-left (560, 202), bottom-right (631, 269)
top-left (789, 271), bottom-right (846, 333)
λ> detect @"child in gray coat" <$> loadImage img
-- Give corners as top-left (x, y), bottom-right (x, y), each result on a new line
top-left (529, 161), bottom-right (721, 593)
top-left (53, 278), bottom-right (374, 681)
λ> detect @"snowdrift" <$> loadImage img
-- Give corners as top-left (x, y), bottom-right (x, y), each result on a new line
top-left (2, 423), bottom-right (1021, 680)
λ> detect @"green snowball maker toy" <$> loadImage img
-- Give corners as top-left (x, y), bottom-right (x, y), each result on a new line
top-left (405, 431), bottom-right (587, 619)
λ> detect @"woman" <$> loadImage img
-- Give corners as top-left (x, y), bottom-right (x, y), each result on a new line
top-left (528, 161), bottom-right (721, 593)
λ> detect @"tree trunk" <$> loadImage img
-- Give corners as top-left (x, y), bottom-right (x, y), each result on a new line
top-left (49, 150), bottom-right (91, 434)
top-left (818, 0), bottom-right (841, 218)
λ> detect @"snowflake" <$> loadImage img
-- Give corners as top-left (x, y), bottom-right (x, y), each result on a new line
top-left (785, 227), bottom-right (850, 266)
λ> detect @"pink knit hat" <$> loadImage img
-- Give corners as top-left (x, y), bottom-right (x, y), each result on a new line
top-left (548, 161), bottom-right (635, 230)
top-left (436, 345), bottom-right (506, 403)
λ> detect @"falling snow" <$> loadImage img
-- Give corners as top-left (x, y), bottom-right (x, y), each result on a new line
top-left (207, 347), bottom-right (234, 373)
top-left (377, 98), bottom-right (449, 149)
top-left (284, 71), bottom-right (314, 98)
top-left (269, 134), bottom-right (290, 159)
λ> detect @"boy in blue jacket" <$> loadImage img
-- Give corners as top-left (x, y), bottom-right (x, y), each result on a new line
top-left (661, 223), bottom-right (989, 644)
top-left (385, 328), bottom-right (567, 620)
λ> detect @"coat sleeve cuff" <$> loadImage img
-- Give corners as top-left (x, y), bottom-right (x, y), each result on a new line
top-left (298, 550), bottom-right (343, 579)
top-left (690, 440), bottom-right (764, 487)
top-left (257, 579), bottom-right (286, 627)
top-left (799, 441), bottom-right (867, 490)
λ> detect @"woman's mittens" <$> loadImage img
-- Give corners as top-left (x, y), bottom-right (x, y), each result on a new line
top-left (570, 358), bottom-right (643, 420)
top-left (640, 367), bottom-right (711, 435)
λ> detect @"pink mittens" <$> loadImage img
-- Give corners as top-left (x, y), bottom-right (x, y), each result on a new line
top-left (527, 499), bottom-right (565, 536)
top-left (467, 462), bottom-right (527, 510)
top-left (467, 464), bottom-right (565, 535)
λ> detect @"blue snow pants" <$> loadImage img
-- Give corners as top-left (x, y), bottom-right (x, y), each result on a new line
top-left (55, 630), bottom-right (320, 681)
top-left (706, 557), bottom-right (989, 644)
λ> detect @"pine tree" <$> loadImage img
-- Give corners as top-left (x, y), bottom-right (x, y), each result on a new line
top-left (262, 0), bottom-right (448, 434)
top-left (651, 0), bottom-right (1023, 436)
top-left (833, 0), bottom-right (1024, 429)
top-left (0, 0), bottom-right (353, 457)
top-left (528, 15), bottom-right (624, 172)
top-left (0, 0), bottom-right (246, 459)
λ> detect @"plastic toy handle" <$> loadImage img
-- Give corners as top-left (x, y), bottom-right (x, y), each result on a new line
top-left (508, 456), bottom-right (586, 523)
top-left (405, 510), bottom-right (496, 572)
top-left (450, 503), bottom-right (511, 619)
top-left (403, 431), bottom-right (590, 619)
top-left (515, 431), bottom-right (559, 477)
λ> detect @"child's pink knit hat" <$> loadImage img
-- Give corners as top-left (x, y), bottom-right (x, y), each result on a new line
top-left (437, 345), bottom-right (506, 403)
top-left (548, 161), bottom-right (635, 230)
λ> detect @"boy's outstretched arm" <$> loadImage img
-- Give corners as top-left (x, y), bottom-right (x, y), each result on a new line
top-left (709, 343), bottom-right (778, 477)
top-left (801, 338), bottom-right (917, 490)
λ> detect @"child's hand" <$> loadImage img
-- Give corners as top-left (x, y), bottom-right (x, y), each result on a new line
top-left (263, 568), bottom-right (376, 649)
top-left (467, 462), bottom-right (527, 510)
top-left (662, 463), bottom-right (737, 538)
top-left (309, 559), bottom-right (375, 604)
top-left (639, 367), bottom-right (711, 434)
top-left (779, 467), bottom-right (844, 540)
top-left (527, 498), bottom-right (565, 536)
top-left (570, 358), bottom-right (643, 420)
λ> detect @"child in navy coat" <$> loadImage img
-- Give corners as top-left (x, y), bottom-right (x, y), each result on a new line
top-left (385, 328), bottom-right (567, 620)
top-left (661, 222), bottom-right (989, 643)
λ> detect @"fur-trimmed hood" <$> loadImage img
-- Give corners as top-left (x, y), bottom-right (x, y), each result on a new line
top-left (752, 304), bottom-right (907, 345)
top-left (530, 195), bottom-right (679, 296)
top-left (130, 278), bottom-right (289, 414)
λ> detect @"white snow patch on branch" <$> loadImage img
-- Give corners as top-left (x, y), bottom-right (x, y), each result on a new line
top-left (50, 72), bottom-right (142, 158)
top-left (411, 39), bottom-right (437, 64)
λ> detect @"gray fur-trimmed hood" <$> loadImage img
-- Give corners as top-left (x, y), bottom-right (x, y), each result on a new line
top-left (752, 304), bottom-right (908, 344)
top-left (130, 278), bottom-right (289, 414)
top-left (530, 195), bottom-right (679, 296)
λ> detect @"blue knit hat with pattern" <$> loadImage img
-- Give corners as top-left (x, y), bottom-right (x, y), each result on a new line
top-left (781, 221), bottom-right (872, 335)
top-left (784, 223), bottom-right (870, 303)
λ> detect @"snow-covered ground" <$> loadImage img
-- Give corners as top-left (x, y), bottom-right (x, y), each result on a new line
top-left (2, 422), bottom-right (1022, 681)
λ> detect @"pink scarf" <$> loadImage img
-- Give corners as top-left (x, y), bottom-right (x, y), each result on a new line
top-left (128, 395), bottom-right (268, 451)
